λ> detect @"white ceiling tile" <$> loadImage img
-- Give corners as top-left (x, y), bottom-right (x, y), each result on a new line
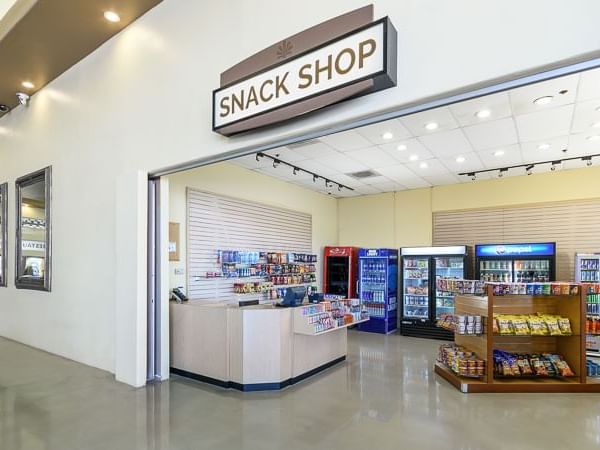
top-left (399, 107), bottom-right (459, 137)
top-left (354, 185), bottom-right (383, 195)
top-left (361, 175), bottom-right (392, 185)
top-left (231, 154), bottom-right (273, 169)
top-left (571, 98), bottom-right (600, 134)
top-left (438, 152), bottom-right (486, 173)
top-left (345, 147), bottom-right (400, 168)
top-left (318, 153), bottom-right (369, 174)
top-left (295, 159), bottom-right (340, 176)
top-left (319, 130), bottom-right (373, 151)
top-left (401, 177), bottom-right (431, 189)
top-left (567, 132), bottom-right (600, 157)
top-left (291, 141), bottom-right (339, 159)
top-left (374, 164), bottom-right (419, 179)
top-left (378, 138), bottom-right (432, 162)
top-left (367, 180), bottom-right (407, 192)
top-left (449, 91), bottom-right (512, 127)
top-left (520, 136), bottom-right (569, 163)
top-left (478, 144), bottom-right (523, 169)
top-left (406, 159), bottom-right (450, 177)
top-left (515, 104), bottom-right (574, 142)
top-left (463, 117), bottom-right (518, 150)
top-left (577, 67), bottom-right (600, 101)
top-left (509, 74), bottom-right (578, 115)
top-left (422, 174), bottom-right (461, 186)
top-left (354, 119), bottom-right (412, 145)
top-left (266, 147), bottom-right (308, 162)
top-left (418, 128), bottom-right (474, 157)
top-left (326, 173), bottom-right (369, 188)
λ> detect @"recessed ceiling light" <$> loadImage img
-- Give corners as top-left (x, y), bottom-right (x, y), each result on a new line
top-left (493, 150), bottom-right (505, 157)
top-left (103, 11), bottom-right (121, 22)
top-left (425, 122), bottom-right (438, 131)
top-left (537, 143), bottom-right (551, 150)
top-left (455, 156), bottom-right (466, 163)
top-left (596, 106), bottom-right (600, 112)
top-left (592, 122), bottom-right (600, 129)
top-left (409, 154), bottom-right (419, 161)
top-left (587, 135), bottom-right (600, 141)
top-left (533, 96), bottom-right (553, 106)
top-left (475, 109), bottom-right (491, 119)
top-left (397, 144), bottom-right (407, 151)
top-left (419, 162), bottom-right (428, 169)
top-left (21, 81), bottom-right (34, 89)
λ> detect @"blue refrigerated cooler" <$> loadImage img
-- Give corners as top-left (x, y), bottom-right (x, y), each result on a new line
top-left (357, 248), bottom-right (398, 334)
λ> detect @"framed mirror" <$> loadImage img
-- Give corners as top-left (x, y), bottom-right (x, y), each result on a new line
top-left (15, 167), bottom-right (52, 291)
top-left (0, 183), bottom-right (6, 287)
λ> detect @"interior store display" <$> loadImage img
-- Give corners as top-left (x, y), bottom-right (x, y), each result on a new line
top-left (293, 298), bottom-right (369, 335)
top-left (357, 248), bottom-right (398, 334)
top-left (475, 242), bottom-right (556, 283)
top-left (437, 279), bottom-right (580, 297)
top-left (212, 249), bottom-right (318, 302)
top-left (577, 253), bottom-right (600, 282)
top-left (400, 246), bottom-right (469, 340)
top-left (434, 284), bottom-right (600, 393)
top-left (323, 246), bottom-right (359, 298)
top-left (586, 284), bottom-right (600, 357)
top-left (437, 344), bottom-right (486, 378)
top-left (436, 314), bottom-right (483, 335)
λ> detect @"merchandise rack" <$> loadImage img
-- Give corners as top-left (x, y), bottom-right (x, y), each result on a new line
top-left (435, 284), bottom-right (600, 393)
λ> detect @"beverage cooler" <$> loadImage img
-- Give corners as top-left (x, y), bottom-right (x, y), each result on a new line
top-left (357, 248), bottom-right (398, 334)
top-left (400, 246), bottom-right (469, 340)
top-left (475, 242), bottom-right (556, 282)
top-left (576, 253), bottom-right (600, 282)
top-left (323, 246), bottom-right (359, 298)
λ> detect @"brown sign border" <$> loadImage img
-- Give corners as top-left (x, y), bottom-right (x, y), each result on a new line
top-left (212, 16), bottom-right (397, 136)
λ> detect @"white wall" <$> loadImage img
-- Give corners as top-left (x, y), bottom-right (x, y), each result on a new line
top-left (167, 162), bottom-right (338, 292)
top-left (0, 0), bottom-right (599, 385)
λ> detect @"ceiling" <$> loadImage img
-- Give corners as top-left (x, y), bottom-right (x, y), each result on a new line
top-left (231, 67), bottom-right (600, 197)
top-left (0, 0), bottom-right (163, 116)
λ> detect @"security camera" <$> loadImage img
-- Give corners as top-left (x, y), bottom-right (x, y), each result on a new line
top-left (16, 92), bottom-right (30, 106)
top-left (0, 104), bottom-right (9, 113)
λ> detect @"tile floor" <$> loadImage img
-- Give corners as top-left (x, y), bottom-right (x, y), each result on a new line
top-left (1, 332), bottom-right (599, 450)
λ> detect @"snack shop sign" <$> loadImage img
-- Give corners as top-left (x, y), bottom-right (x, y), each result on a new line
top-left (476, 243), bottom-right (555, 257)
top-left (213, 6), bottom-right (397, 136)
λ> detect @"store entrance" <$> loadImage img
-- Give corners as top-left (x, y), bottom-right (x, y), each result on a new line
top-left (148, 59), bottom-right (600, 391)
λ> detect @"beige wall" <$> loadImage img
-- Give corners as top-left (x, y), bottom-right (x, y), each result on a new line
top-left (338, 166), bottom-right (600, 248)
top-left (167, 162), bottom-right (338, 293)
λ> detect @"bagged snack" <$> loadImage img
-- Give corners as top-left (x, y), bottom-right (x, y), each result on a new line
top-left (517, 356), bottom-right (533, 376)
top-left (543, 315), bottom-right (562, 336)
top-left (512, 317), bottom-right (530, 335)
top-left (501, 360), bottom-right (512, 377)
top-left (530, 356), bottom-right (548, 376)
top-left (498, 316), bottom-right (514, 335)
top-left (528, 315), bottom-right (548, 335)
top-left (557, 317), bottom-right (572, 335)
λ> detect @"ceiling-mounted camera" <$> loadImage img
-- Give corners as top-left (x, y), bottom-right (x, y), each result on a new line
top-left (0, 104), bottom-right (9, 113)
top-left (16, 92), bottom-right (30, 106)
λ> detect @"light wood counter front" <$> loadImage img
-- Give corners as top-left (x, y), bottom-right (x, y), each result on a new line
top-left (169, 300), bottom-right (347, 391)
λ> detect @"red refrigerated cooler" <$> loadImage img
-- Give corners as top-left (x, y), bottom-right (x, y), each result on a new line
top-left (323, 246), bottom-right (359, 298)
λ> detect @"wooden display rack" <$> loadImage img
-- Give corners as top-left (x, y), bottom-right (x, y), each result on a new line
top-left (435, 284), bottom-right (600, 393)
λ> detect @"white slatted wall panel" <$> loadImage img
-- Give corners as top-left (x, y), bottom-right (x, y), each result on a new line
top-left (433, 199), bottom-right (600, 281)
top-left (187, 188), bottom-right (312, 301)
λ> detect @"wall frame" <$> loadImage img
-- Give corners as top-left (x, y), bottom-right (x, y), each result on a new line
top-left (0, 182), bottom-right (7, 287)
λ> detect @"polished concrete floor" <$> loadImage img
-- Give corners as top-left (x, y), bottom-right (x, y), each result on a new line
top-left (1, 333), bottom-right (600, 450)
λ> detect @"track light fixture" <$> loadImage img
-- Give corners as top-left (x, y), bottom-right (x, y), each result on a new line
top-left (254, 151), bottom-right (354, 192)
top-left (459, 153), bottom-right (600, 179)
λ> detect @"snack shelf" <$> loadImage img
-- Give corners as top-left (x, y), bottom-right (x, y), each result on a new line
top-left (434, 284), bottom-right (600, 393)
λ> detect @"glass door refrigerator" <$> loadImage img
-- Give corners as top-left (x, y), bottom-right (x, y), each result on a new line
top-left (576, 253), bottom-right (600, 282)
top-left (323, 246), bottom-right (359, 298)
top-left (475, 242), bottom-right (556, 282)
top-left (357, 248), bottom-right (398, 334)
top-left (400, 246), bottom-right (469, 340)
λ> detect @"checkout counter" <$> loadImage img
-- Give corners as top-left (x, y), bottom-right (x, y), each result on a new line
top-left (170, 299), bottom-right (367, 391)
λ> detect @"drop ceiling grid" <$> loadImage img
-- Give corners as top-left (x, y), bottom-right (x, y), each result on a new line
top-left (232, 68), bottom-right (600, 198)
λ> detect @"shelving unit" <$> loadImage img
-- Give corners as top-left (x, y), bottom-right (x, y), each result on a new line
top-left (435, 284), bottom-right (600, 393)
top-left (293, 300), bottom-right (369, 336)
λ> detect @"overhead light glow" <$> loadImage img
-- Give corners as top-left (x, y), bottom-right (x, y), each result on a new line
top-left (533, 96), bottom-right (553, 106)
top-left (382, 132), bottom-right (394, 140)
top-left (587, 135), bottom-right (600, 141)
top-left (425, 122), bottom-right (438, 131)
top-left (103, 11), bottom-right (121, 22)
top-left (409, 154), bottom-right (419, 161)
top-left (475, 109), bottom-right (491, 119)
top-left (593, 122), bottom-right (600, 129)
top-left (419, 162), bottom-right (428, 169)
top-left (397, 144), bottom-right (407, 151)
top-left (455, 156), bottom-right (466, 163)
top-left (537, 143), bottom-right (551, 150)
top-left (493, 150), bottom-right (505, 157)
top-left (21, 81), bottom-right (34, 89)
